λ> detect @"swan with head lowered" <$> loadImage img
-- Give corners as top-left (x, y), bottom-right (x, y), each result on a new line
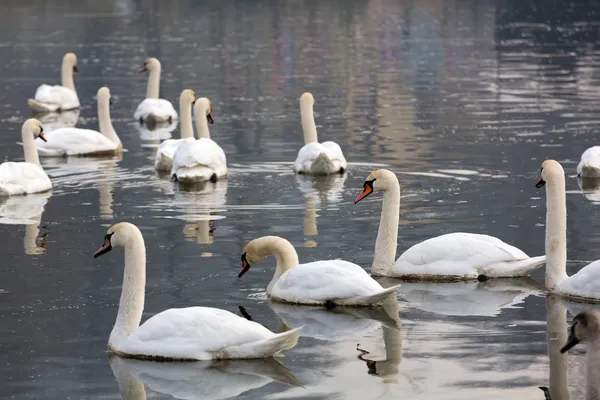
top-left (0, 119), bottom-right (52, 196)
top-left (35, 87), bottom-right (122, 156)
top-left (354, 169), bottom-right (546, 281)
top-left (94, 222), bottom-right (300, 360)
top-left (537, 159), bottom-right (600, 301)
top-left (293, 92), bottom-right (347, 175)
top-left (154, 89), bottom-right (196, 171)
top-left (28, 52), bottom-right (79, 113)
top-left (171, 97), bottom-right (227, 182)
top-left (134, 58), bottom-right (178, 124)
top-left (238, 236), bottom-right (399, 306)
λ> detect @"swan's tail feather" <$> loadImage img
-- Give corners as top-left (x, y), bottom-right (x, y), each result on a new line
top-left (310, 153), bottom-right (336, 175)
top-left (27, 99), bottom-right (58, 113)
top-left (482, 255), bottom-right (546, 277)
top-left (224, 327), bottom-right (301, 358)
top-left (351, 284), bottom-right (400, 306)
top-left (172, 166), bottom-right (217, 183)
top-left (154, 153), bottom-right (173, 171)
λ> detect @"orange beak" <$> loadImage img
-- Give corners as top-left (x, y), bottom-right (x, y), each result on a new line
top-left (354, 184), bottom-right (373, 204)
top-left (38, 132), bottom-right (47, 142)
top-left (139, 66), bottom-right (147, 73)
top-left (238, 253), bottom-right (250, 278)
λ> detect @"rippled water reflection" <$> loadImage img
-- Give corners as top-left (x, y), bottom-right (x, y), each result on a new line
top-left (2, 0), bottom-right (600, 399)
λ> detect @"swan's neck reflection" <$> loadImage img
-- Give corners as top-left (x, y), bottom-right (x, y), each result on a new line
top-left (546, 295), bottom-right (571, 400)
top-left (304, 196), bottom-right (318, 247)
top-left (184, 219), bottom-right (215, 244)
top-left (24, 216), bottom-right (47, 255)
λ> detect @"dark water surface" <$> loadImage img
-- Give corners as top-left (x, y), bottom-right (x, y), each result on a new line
top-left (1, 0), bottom-right (600, 398)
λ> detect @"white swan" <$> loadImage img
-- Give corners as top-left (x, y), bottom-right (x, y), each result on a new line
top-left (238, 236), bottom-right (400, 306)
top-left (537, 159), bottom-right (600, 301)
top-left (28, 52), bottom-right (79, 113)
top-left (293, 92), bottom-right (347, 175)
top-left (560, 310), bottom-right (600, 399)
top-left (133, 58), bottom-right (177, 124)
top-left (154, 89), bottom-right (196, 171)
top-left (94, 222), bottom-right (300, 360)
top-left (355, 169), bottom-right (546, 280)
top-left (578, 147), bottom-right (600, 178)
top-left (35, 87), bottom-right (122, 156)
top-left (171, 97), bottom-right (227, 182)
top-left (0, 119), bottom-right (52, 196)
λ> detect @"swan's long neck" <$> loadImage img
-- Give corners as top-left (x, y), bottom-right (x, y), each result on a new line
top-left (98, 98), bottom-right (121, 146)
top-left (545, 174), bottom-right (568, 290)
top-left (109, 234), bottom-right (146, 348)
top-left (546, 296), bottom-right (571, 400)
top-left (300, 102), bottom-right (318, 144)
top-left (61, 61), bottom-right (75, 91)
top-left (180, 97), bottom-right (194, 139)
top-left (146, 66), bottom-right (161, 99)
top-left (194, 105), bottom-right (211, 139)
top-left (586, 340), bottom-right (600, 400)
top-left (22, 126), bottom-right (41, 166)
top-left (258, 238), bottom-right (299, 293)
top-left (371, 180), bottom-right (400, 276)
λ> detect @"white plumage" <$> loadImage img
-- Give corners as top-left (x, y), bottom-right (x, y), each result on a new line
top-left (134, 58), bottom-right (178, 123)
top-left (95, 222), bottom-right (299, 361)
top-left (27, 53), bottom-right (79, 113)
top-left (577, 146), bottom-right (600, 178)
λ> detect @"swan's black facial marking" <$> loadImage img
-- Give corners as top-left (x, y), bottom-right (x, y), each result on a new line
top-left (38, 126), bottom-right (47, 142)
top-left (536, 167), bottom-right (546, 188)
top-left (238, 252), bottom-right (251, 278)
top-left (207, 112), bottom-right (214, 124)
top-left (73, 65), bottom-right (79, 73)
top-left (94, 232), bottom-right (114, 258)
top-left (354, 178), bottom-right (377, 204)
top-left (561, 321), bottom-right (580, 353)
top-left (139, 61), bottom-right (148, 73)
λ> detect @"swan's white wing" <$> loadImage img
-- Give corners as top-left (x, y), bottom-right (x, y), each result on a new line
top-left (271, 260), bottom-right (385, 303)
top-left (120, 307), bottom-right (282, 360)
top-left (578, 146), bottom-right (600, 175)
top-left (171, 138), bottom-right (227, 176)
top-left (35, 128), bottom-right (117, 156)
top-left (134, 98), bottom-right (178, 121)
top-left (559, 260), bottom-right (600, 299)
top-left (154, 138), bottom-right (184, 170)
top-left (321, 141), bottom-right (347, 164)
top-left (0, 162), bottom-right (52, 195)
top-left (294, 142), bottom-right (346, 174)
top-left (393, 232), bottom-right (536, 278)
top-left (34, 84), bottom-right (79, 109)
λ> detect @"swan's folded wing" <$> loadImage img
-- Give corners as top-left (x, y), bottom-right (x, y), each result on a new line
top-left (134, 98), bottom-right (178, 120)
top-left (171, 138), bottom-right (227, 171)
top-left (0, 162), bottom-right (51, 194)
top-left (156, 138), bottom-right (183, 160)
top-left (578, 146), bottom-right (600, 172)
top-left (321, 141), bottom-right (347, 163)
top-left (34, 84), bottom-right (79, 107)
top-left (36, 128), bottom-right (117, 155)
top-left (559, 260), bottom-right (600, 298)
top-left (272, 260), bottom-right (384, 302)
top-left (121, 307), bottom-right (275, 359)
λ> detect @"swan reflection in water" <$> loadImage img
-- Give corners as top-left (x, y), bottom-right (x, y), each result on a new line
top-left (295, 174), bottom-right (346, 248)
top-left (0, 191), bottom-right (52, 255)
top-left (176, 180), bottom-right (227, 245)
top-left (34, 108), bottom-right (80, 132)
top-left (135, 119), bottom-right (178, 142)
top-left (378, 277), bottom-right (543, 317)
top-left (577, 177), bottom-right (600, 202)
top-left (109, 354), bottom-right (301, 400)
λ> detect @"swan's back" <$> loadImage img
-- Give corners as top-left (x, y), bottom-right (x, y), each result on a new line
top-left (34, 84), bottom-right (79, 108)
top-left (558, 260), bottom-right (600, 299)
top-left (578, 146), bottom-right (600, 176)
top-left (171, 138), bottom-right (227, 173)
top-left (134, 98), bottom-right (177, 120)
top-left (0, 162), bottom-right (51, 195)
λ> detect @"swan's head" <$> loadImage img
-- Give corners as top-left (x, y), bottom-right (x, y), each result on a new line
top-left (194, 97), bottom-right (214, 124)
top-left (536, 160), bottom-right (564, 188)
top-left (97, 87), bottom-right (112, 107)
top-left (63, 52), bottom-right (78, 73)
top-left (300, 92), bottom-right (314, 107)
top-left (355, 169), bottom-right (398, 203)
top-left (140, 57), bottom-right (160, 73)
top-left (180, 89), bottom-right (197, 105)
top-left (238, 236), bottom-right (286, 278)
top-left (23, 118), bottom-right (46, 142)
top-left (93, 222), bottom-right (142, 258)
top-left (561, 310), bottom-right (600, 353)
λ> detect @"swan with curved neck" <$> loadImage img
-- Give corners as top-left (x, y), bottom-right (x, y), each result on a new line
top-left (134, 58), bottom-right (178, 124)
top-left (537, 159), bottom-right (600, 300)
top-left (561, 310), bottom-right (600, 399)
top-left (0, 119), bottom-right (52, 196)
top-left (354, 169), bottom-right (546, 280)
top-left (293, 92), bottom-right (347, 175)
top-left (154, 89), bottom-right (196, 171)
top-left (238, 236), bottom-right (399, 306)
top-left (28, 52), bottom-right (80, 112)
top-left (94, 222), bottom-right (300, 360)
top-left (171, 97), bottom-right (227, 182)
top-left (35, 87), bottom-right (122, 156)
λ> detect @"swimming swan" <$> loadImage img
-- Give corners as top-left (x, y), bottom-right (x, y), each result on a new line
top-left (35, 87), bottom-right (122, 156)
top-left (171, 97), bottom-right (227, 182)
top-left (154, 89), bottom-right (196, 171)
top-left (0, 119), bottom-right (51, 196)
top-left (354, 169), bottom-right (546, 280)
top-left (133, 58), bottom-right (178, 124)
top-left (537, 159), bottom-right (600, 301)
top-left (94, 222), bottom-right (300, 360)
top-left (578, 147), bottom-right (600, 178)
top-left (293, 93), bottom-right (347, 175)
top-left (28, 52), bottom-right (79, 113)
top-left (238, 236), bottom-right (400, 306)
top-left (560, 310), bottom-right (600, 399)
